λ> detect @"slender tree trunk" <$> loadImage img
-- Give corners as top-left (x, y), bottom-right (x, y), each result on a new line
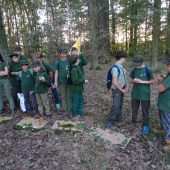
top-left (88, 0), bottom-right (100, 70)
top-left (166, 2), bottom-right (170, 54)
top-left (134, 0), bottom-right (138, 54)
top-left (111, 0), bottom-right (115, 45)
top-left (0, 10), bottom-right (10, 63)
top-left (151, 0), bottom-right (161, 71)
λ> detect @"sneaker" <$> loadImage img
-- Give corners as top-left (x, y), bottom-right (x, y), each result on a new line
top-left (142, 126), bottom-right (149, 133)
top-left (10, 109), bottom-right (16, 114)
top-left (47, 114), bottom-right (52, 118)
top-left (0, 109), bottom-right (5, 114)
top-left (72, 116), bottom-right (78, 122)
top-left (79, 115), bottom-right (84, 121)
top-left (105, 121), bottom-right (113, 129)
top-left (56, 104), bottom-right (60, 109)
top-left (130, 122), bottom-right (136, 126)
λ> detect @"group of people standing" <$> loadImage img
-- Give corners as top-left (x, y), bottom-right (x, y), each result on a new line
top-left (0, 46), bottom-right (88, 120)
top-left (106, 50), bottom-right (170, 151)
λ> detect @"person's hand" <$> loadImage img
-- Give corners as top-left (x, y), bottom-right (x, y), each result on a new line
top-left (136, 79), bottom-right (143, 84)
top-left (158, 75), bottom-right (164, 82)
top-left (14, 72), bottom-right (19, 75)
top-left (134, 78), bottom-right (139, 83)
top-left (85, 80), bottom-right (89, 84)
top-left (121, 89), bottom-right (126, 94)
top-left (29, 91), bottom-right (34, 95)
top-left (125, 87), bottom-right (129, 93)
top-left (39, 76), bottom-right (45, 82)
top-left (11, 72), bottom-right (15, 75)
top-left (53, 83), bottom-right (57, 88)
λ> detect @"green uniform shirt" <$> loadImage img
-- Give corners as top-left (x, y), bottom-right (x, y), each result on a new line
top-left (17, 69), bottom-right (34, 93)
top-left (42, 60), bottom-right (55, 75)
top-left (34, 69), bottom-right (50, 94)
top-left (54, 58), bottom-right (70, 85)
top-left (71, 65), bottom-right (85, 94)
top-left (0, 62), bottom-right (8, 80)
top-left (67, 54), bottom-right (88, 76)
top-left (9, 62), bottom-right (22, 85)
top-left (129, 66), bottom-right (154, 101)
top-left (111, 62), bottom-right (127, 89)
top-left (157, 74), bottom-right (170, 112)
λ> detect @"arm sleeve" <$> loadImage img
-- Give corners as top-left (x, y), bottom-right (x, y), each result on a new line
top-left (79, 54), bottom-right (88, 65)
top-left (162, 76), bottom-right (170, 89)
top-left (129, 70), bottom-right (134, 79)
top-left (9, 64), bottom-right (14, 77)
top-left (71, 69), bottom-right (85, 85)
top-left (42, 72), bottom-right (50, 85)
top-left (111, 67), bottom-right (119, 78)
top-left (54, 62), bottom-right (59, 71)
top-left (17, 79), bottom-right (22, 93)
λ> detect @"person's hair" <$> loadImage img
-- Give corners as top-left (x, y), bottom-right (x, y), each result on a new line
top-left (116, 56), bottom-right (124, 61)
top-left (32, 52), bottom-right (46, 71)
top-left (71, 47), bottom-right (78, 52)
top-left (0, 54), bottom-right (4, 62)
top-left (69, 54), bottom-right (79, 64)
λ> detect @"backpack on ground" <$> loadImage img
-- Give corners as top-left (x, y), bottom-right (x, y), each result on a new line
top-left (56, 59), bottom-right (78, 85)
top-left (132, 66), bottom-right (150, 80)
top-left (107, 65), bottom-right (120, 90)
top-left (18, 68), bottom-right (34, 80)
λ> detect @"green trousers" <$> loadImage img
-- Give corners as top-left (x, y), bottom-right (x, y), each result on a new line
top-left (131, 98), bottom-right (150, 126)
top-left (72, 93), bottom-right (83, 117)
top-left (60, 85), bottom-right (72, 111)
top-left (35, 93), bottom-right (51, 115)
top-left (0, 79), bottom-right (15, 109)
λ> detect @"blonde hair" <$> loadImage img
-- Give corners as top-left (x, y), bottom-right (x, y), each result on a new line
top-left (33, 52), bottom-right (46, 72)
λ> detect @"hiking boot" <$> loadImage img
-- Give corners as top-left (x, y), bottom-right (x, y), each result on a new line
top-left (56, 104), bottom-right (60, 109)
top-left (105, 121), bottom-right (113, 129)
top-left (79, 115), bottom-right (85, 121)
top-left (142, 126), bottom-right (149, 133)
top-left (130, 122), bottom-right (136, 126)
top-left (47, 114), bottom-right (52, 118)
top-left (10, 109), bottom-right (16, 114)
top-left (0, 109), bottom-right (5, 114)
top-left (163, 140), bottom-right (170, 151)
top-left (72, 116), bottom-right (79, 122)
top-left (153, 127), bottom-right (165, 134)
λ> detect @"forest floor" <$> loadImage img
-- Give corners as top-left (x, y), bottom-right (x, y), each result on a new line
top-left (0, 58), bottom-right (170, 170)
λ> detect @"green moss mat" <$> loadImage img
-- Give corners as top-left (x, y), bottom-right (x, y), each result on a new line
top-left (0, 120), bottom-right (9, 125)
top-left (12, 124), bottom-right (43, 132)
top-left (53, 128), bottom-right (81, 135)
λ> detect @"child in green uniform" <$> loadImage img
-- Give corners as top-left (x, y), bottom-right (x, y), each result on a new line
top-left (69, 54), bottom-right (89, 120)
top-left (129, 55), bottom-right (154, 133)
top-left (14, 46), bottom-right (27, 61)
top-left (17, 60), bottom-right (38, 114)
top-left (67, 47), bottom-right (88, 76)
top-left (33, 52), bottom-right (60, 109)
top-left (0, 54), bottom-right (15, 113)
top-left (157, 57), bottom-right (170, 151)
top-left (31, 60), bottom-right (51, 118)
top-left (9, 53), bottom-right (22, 107)
top-left (53, 47), bottom-right (72, 114)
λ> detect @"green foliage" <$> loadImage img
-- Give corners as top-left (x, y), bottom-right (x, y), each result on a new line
top-left (12, 125), bottom-right (43, 132)
top-left (0, 120), bottom-right (9, 125)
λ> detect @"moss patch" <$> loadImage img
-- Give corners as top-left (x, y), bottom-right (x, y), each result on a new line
top-left (12, 124), bottom-right (43, 132)
top-left (0, 120), bottom-right (9, 125)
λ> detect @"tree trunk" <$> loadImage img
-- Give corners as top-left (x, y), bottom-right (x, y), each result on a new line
top-left (150, 0), bottom-right (161, 71)
top-left (0, 9), bottom-right (10, 64)
top-left (134, 0), bottom-right (138, 54)
top-left (97, 0), bottom-right (110, 64)
top-left (166, 2), bottom-right (170, 54)
top-left (88, 0), bottom-right (100, 70)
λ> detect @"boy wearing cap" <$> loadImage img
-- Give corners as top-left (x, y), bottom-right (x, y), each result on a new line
top-left (129, 55), bottom-right (154, 133)
top-left (9, 53), bottom-right (22, 107)
top-left (14, 46), bottom-right (27, 61)
top-left (31, 60), bottom-right (51, 118)
top-left (53, 47), bottom-right (72, 115)
top-left (106, 50), bottom-right (129, 128)
top-left (17, 60), bottom-right (38, 114)
top-left (157, 57), bottom-right (170, 151)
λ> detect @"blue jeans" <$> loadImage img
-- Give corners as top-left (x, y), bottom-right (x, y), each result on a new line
top-left (107, 89), bottom-right (124, 123)
top-left (23, 93), bottom-right (38, 113)
top-left (51, 76), bottom-right (60, 104)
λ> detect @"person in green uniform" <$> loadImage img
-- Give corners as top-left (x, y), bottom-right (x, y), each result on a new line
top-left (69, 54), bottom-right (89, 120)
top-left (129, 55), bottom-right (154, 133)
top-left (14, 46), bottom-right (27, 61)
top-left (33, 52), bottom-right (60, 109)
top-left (53, 47), bottom-right (72, 115)
top-left (0, 53), bottom-right (15, 114)
top-left (9, 53), bottom-right (22, 107)
top-left (31, 60), bottom-right (52, 118)
top-left (157, 57), bottom-right (170, 151)
top-left (67, 47), bottom-right (88, 76)
top-left (17, 60), bottom-right (38, 114)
